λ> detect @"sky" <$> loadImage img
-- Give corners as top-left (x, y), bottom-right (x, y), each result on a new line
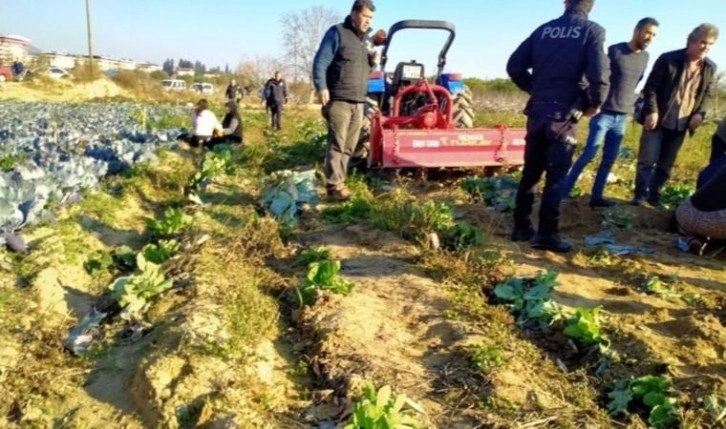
top-left (1, 0), bottom-right (725, 82)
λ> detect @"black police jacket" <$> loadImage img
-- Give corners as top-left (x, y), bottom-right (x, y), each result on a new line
top-left (506, 9), bottom-right (609, 110)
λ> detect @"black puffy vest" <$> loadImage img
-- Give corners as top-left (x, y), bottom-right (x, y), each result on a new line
top-left (327, 17), bottom-right (370, 103)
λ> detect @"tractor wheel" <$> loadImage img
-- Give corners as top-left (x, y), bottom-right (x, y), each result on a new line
top-left (351, 96), bottom-right (380, 166)
top-left (453, 86), bottom-right (475, 129)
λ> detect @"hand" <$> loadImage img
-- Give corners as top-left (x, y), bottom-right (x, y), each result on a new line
top-left (583, 106), bottom-right (600, 118)
top-left (688, 113), bottom-right (704, 130)
top-left (318, 89), bottom-right (330, 106)
top-left (644, 113), bottom-right (659, 131)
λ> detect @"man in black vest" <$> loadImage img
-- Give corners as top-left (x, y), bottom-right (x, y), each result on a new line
top-left (507, 0), bottom-right (609, 253)
top-left (312, 0), bottom-right (377, 202)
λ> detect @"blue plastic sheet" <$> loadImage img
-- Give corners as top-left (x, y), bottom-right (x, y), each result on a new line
top-left (584, 231), bottom-right (654, 256)
top-left (260, 170), bottom-right (319, 225)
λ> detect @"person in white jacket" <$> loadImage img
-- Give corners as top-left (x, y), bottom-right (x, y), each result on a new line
top-left (191, 98), bottom-right (222, 147)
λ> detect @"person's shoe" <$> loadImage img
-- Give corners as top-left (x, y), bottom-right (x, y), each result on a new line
top-left (589, 198), bottom-right (617, 208)
top-left (531, 233), bottom-right (573, 253)
top-left (327, 186), bottom-right (351, 202)
top-left (647, 197), bottom-right (664, 209)
top-left (629, 198), bottom-right (645, 207)
top-left (511, 225), bottom-right (535, 242)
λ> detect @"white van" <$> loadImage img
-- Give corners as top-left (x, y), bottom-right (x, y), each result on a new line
top-left (161, 79), bottom-right (187, 91)
top-left (192, 82), bottom-right (214, 95)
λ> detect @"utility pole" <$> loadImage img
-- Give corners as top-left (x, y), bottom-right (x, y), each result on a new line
top-left (85, 0), bottom-right (94, 75)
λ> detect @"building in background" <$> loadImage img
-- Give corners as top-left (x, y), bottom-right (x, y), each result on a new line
top-left (137, 62), bottom-right (162, 73)
top-left (175, 67), bottom-right (194, 77)
top-left (42, 51), bottom-right (76, 69)
top-left (0, 34), bottom-right (31, 64)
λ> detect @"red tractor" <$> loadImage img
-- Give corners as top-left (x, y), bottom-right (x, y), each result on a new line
top-left (358, 20), bottom-right (526, 171)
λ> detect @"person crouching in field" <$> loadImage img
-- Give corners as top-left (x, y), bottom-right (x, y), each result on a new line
top-left (673, 163), bottom-right (726, 255)
top-left (207, 100), bottom-right (243, 148)
top-left (708, 116), bottom-right (726, 163)
top-left (190, 98), bottom-right (222, 147)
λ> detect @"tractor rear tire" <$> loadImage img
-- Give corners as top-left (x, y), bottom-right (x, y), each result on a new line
top-left (453, 86), bottom-right (475, 129)
top-left (351, 96), bottom-right (379, 167)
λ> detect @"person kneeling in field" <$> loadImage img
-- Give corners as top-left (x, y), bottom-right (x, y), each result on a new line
top-left (189, 98), bottom-right (223, 147)
top-left (673, 163), bottom-right (726, 255)
top-left (207, 100), bottom-right (243, 149)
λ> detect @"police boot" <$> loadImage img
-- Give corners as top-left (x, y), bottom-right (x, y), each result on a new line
top-left (531, 232), bottom-right (573, 253)
top-left (511, 223), bottom-right (535, 242)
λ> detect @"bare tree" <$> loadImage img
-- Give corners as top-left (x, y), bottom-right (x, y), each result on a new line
top-left (236, 55), bottom-right (283, 90)
top-left (280, 6), bottom-right (341, 82)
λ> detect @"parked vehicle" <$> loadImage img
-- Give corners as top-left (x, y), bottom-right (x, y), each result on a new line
top-left (0, 66), bottom-right (12, 82)
top-left (47, 67), bottom-right (70, 79)
top-left (192, 82), bottom-right (214, 95)
top-left (161, 79), bottom-right (187, 91)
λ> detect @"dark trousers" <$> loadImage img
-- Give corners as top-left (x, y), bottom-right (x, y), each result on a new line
top-left (206, 135), bottom-right (242, 149)
top-left (514, 107), bottom-right (576, 236)
top-left (270, 104), bottom-right (282, 130)
top-left (711, 134), bottom-right (726, 163)
top-left (634, 127), bottom-right (687, 203)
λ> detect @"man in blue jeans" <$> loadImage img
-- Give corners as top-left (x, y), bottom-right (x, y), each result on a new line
top-left (563, 17), bottom-right (659, 207)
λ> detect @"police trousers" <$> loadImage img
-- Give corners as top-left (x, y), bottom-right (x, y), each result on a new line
top-left (514, 106), bottom-right (577, 236)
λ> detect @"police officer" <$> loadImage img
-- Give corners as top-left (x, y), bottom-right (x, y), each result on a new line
top-left (506, 0), bottom-right (609, 253)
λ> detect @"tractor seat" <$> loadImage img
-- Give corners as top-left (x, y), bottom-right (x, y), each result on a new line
top-left (391, 61), bottom-right (425, 94)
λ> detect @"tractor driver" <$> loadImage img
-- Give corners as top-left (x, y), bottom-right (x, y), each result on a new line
top-left (506, 0), bottom-right (610, 253)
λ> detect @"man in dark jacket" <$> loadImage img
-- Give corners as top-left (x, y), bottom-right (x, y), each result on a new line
top-left (264, 71), bottom-right (288, 131)
top-left (632, 23), bottom-right (719, 208)
top-left (312, 0), bottom-right (377, 202)
top-left (506, 0), bottom-right (609, 253)
top-left (225, 79), bottom-right (241, 103)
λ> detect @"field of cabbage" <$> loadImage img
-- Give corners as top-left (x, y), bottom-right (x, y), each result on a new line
top-left (0, 96), bottom-right (724, 429)
top-left (0, 101), bottom-right (190, 250)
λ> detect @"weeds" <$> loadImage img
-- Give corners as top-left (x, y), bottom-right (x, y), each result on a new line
top-left (470, 344), bottom-right (504, 372)
top-left (562, 307), bottom-right (609, 348)
top-left (0, 154), bottom-right (27, 171)
top-left (294, 246), bottom-right (332, 266)
top-left (639, 276), bottom-right (680, 298)
top-left (321, 196), bottom-right (372, 224)
top-left (602, 208), bottom-right (634, 231)
top-left (443, 221), bottom-right (484, 251)
top-left (189, 145), bottom-right (237, 189)
top-left (344, 383), bottom-right (424, 429)
top-left (608, 375), bottom-right (678, 429)
top-left (460, 176), bottom-right (518, 212)
top-left (660, 183), bottom-right (694, 210)
top-left (109, 253), bottom-right (173, 320)
top-left (492, 269), bottom-right (563, 328)
top-left (297, 260), bottom-right (355, 306)
top-left (142, 239), bottom-right (180, 264)
top-left (147, 207), bottom-right (194, 237)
